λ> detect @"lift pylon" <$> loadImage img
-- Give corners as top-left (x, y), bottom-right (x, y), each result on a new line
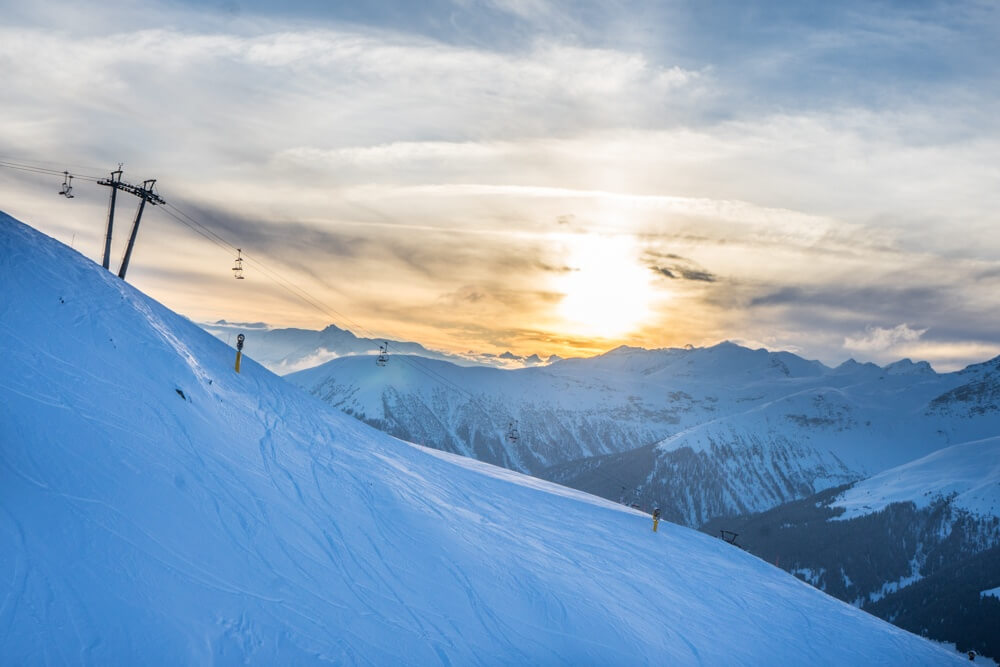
top-left (118, 179), bottom-right (164, 280)
top-left (96, 167), bottom-right (165, 280)
top-left (99, 168), bottom-right (123, 269)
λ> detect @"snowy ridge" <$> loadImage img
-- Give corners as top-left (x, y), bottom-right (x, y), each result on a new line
top-left (833, 436), bottom-right (1000, 521)
top-left (0, 210), bottom-right (968, 663)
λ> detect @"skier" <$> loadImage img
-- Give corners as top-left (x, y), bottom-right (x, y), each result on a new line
top-left (652, 507), bottom-right (661, 533)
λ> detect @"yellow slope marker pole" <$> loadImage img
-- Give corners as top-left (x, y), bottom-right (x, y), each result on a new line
top-left (235, 333), bottom-right (245, 373)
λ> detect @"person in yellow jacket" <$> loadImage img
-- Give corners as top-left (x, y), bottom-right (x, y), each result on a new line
top-left (652, 507), bottom-right (661, 532)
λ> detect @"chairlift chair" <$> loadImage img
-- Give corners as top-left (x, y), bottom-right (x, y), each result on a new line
top-left (376, 342), bottom-right (389, 367)
top-left (58, 171), bottom-right (74, 198)
top-left (232, 248), bottom-right (245, 279)
top-left (506, 420), bottom-right (519, 444)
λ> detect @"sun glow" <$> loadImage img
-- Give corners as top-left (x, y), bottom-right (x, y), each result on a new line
top-left (555, 235), bottom-right (659, 339)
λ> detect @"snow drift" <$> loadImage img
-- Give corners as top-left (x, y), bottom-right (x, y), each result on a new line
top-left (0, 211), bottom-right (964, 664)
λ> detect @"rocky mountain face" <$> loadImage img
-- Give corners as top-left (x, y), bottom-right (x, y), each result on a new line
top-left (927, 357), bottom-right (1000, 418)
top-left (288, 342), bottom-right (1000, 528)
top-left (543, 436), bottom-right (857, 527)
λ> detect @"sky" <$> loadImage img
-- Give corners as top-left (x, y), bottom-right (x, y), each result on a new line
top-left (1, 0), bottom-right (998, 370)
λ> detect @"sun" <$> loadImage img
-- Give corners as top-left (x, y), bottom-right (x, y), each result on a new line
top-left (555, 235), bottom-right (658, 339)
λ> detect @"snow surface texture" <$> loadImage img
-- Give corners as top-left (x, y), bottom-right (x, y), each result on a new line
top-left (0, 212), bottom-right (965, 664)
top-left (833, 436), bottom-right (1000, 520)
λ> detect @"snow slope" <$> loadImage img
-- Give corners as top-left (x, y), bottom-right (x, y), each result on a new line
top-left (0, 211), bottom-right (964, 664)
top-left (833, 436), bottom-right (1000, 521)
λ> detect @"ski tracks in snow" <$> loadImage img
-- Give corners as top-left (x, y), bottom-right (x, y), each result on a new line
top-left (0, 506), bottom-right (28, 650)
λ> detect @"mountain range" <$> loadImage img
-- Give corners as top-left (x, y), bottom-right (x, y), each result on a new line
top-left (287, 342), bottom-right (1000, 527)
top-left (200, 320), bottom-right (559, 374)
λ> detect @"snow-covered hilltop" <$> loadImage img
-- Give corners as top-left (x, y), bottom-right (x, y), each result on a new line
top-left (287, 336), bottom-right (1000, 527)
top-left (0, 211), bottom-right (969, 663)
top-left (834, 436), bottom-right (1000, 521)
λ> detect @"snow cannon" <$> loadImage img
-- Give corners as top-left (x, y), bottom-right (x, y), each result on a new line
top-left (235, 333), bottom-right (245, 373)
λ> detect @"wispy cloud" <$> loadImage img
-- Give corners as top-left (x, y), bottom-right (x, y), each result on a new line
top-left (844, 324), bottom-right (928, 353)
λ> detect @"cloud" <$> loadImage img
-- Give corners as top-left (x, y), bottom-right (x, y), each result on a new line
top-left (644, 250), bottom-right (716, 284)
top-left (844, 324), bottom-right (928, 352)
top-left (678, 269), bottom-right (715, 283)
top-left (749, 286), bottom-right (945, 317)
top-left (652, 266), bottom-right (676, 279)
top-left (649, 266), bottom-right (716, 282)
top-left (2, 0), bottom-right (1000, 368)
top-left (891, 340), bottom-right (1000, 372)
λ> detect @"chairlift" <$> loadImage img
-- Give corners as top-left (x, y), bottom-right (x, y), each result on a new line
top-left (506, 420), bottom-right (520, 444)
top-left (58, 171), bottom-right (74, 198)
top-left (376, 342), bottom-right (389, 367)
top-left (232, 248), bottom-right (245, 279)
top-left (720, 530), bottom-right (740, 546)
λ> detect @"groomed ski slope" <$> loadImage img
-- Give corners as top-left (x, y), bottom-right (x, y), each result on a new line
top-left (0, 212), bottom-right (964, 665)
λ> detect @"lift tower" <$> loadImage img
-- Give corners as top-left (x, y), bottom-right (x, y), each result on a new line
top-left (97, 168), bottom-right (165, 281)
top-left (99, 168), bottom-right (123, 269)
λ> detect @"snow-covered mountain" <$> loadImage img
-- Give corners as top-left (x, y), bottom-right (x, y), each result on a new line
top-left (200, 320), bottom-right (559, 374)
top-left (289, 341), bottom-right (1000, 526)
top-left (833, 436), bottom-right (1000, 521)
top-left (200, 320), bottom-right (471, 373)
top-left (701, 437), bottom-right (1000, 660)
top-left (2, 211), bottom-right (970, 662)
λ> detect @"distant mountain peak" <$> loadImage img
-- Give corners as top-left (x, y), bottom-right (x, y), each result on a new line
top-left (833, 358), bottom-right (881, 374)
top-left (601, 344), bottom-right (649, 356)
top-left (958, 354), bottom-right (1000, 375)
top-left (883, 358), bottom-right (935, 376)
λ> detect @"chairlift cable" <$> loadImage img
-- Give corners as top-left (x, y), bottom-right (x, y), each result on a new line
top-left (0, 154), bottom-right (107, 179)
top-left (0, 155), bottom-right (502, 413)
top-left (0, 160), bottom-right (102, 182)
top-left (158, 203), bottom-right (504, 419)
